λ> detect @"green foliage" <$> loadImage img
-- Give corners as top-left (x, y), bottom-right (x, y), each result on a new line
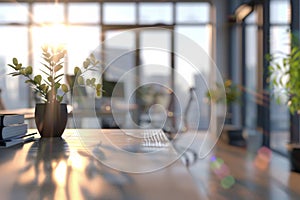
top-left (8, 45), bottom-right (102, 103)
top-left (206, 80), bottom-right (241, 105)
top-left (267, 34), bottom-right (300, 114)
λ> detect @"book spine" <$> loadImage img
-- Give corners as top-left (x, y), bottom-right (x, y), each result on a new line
top-left (0, 115), bottom-right (25, 126)
top-left (0, 117), bottom-right (4, 127)
top-left (0, 124), bottom-right (28, 139)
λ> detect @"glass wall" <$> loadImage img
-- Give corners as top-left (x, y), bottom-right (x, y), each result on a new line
top-left (0, 3), bottom-right (29, 109)
top-left (269, 0), bottom-right (291, 155)
top-left (0, 1), bottom-right (213, 129)
top-left (244, 12), bottom-right (258, 131)
top-left (100, 2), bottom-right (212, 129)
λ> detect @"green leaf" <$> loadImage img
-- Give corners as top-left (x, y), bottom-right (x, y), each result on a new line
top-left (7, 64), bottom-right (16, 70)
top-left (20, 69), bottom-right (26, 75)
top-left (83, 59), bottom-right (90, 69)
top-left (265, 54), bottom-right (272, 61)
top-left (86, 79), bottom-right (91, 86)
top-left (40, 84), bottom-right (48, 93)
top-left (42, 45), bottom-right (48, 53)
top-left (13, 58), bottom-right (18, 66)
top-left (42, 52), bottom-right (51, 58)
top-left (91, 78), bottom-right (96, 85)
top-left (41, 63), bottom-right (52, 71)
top-left (61, 84), bottom-right (68, 93)
top-left (96, 90), bottom-right (102, 97)
top-left (16, 64), bottom-right (22, 70)
top-left (54, 64), bottom-right (63, 72)
top-left (10, 73), bottom-right (21, 76)
top-left (54, 73), bottom-right (64, 80)
top-left (55, 78), bottom-right (62, 84)
top-left (48, 76), bottom-right (53, 83)
top-left (40, 69), bottom-right (50, 76)
top-left (25, 66), bottom-right (32, 75)
top-left (96, 83), bottom-right (102, 90)
top-left (77, 76), bottom-right (84, 85)
top-left (55, 82), bottom-right (61, 89)
top-left (42, 57), bottom-right (52, 65)
top-left (44, 80), bottom-right (51, 87)
top-left (51, 55), bottom-right (60, 63)
top-left (25, 80), bottom-right (35, 84)
top-left (90, 53), bottom-right (95, 61)
top-left (74, 67), bottom-right (81, 75)
top-left (57, 95), bottom-right (63, 103)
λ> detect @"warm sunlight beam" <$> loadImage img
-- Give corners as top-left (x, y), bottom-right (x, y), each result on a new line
top-left (69, 151), bottom-right (84, 170)
top-left (38, 24), bottom-right (68, 48)
top-left (54, 160), bottom-right (67, 187)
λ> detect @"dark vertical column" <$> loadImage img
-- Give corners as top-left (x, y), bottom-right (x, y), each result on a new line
top-left (261, 0), bottom-right (270, 146)
top-left (290, 0), bottom-right (300, 143)
top-left (170, 2), bottom-right (176, 129)
top-left (241, 22), bottom-right (246, 127)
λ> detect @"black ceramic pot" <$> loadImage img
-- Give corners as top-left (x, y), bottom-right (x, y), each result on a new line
top-left (290, 147), bottom-right (300, 173)
top-left (35, 102), bottom-right (68, 137)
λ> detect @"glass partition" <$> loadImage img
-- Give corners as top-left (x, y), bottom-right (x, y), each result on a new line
top-left (269, 0), bottom-right (291, 155)
top-left (0, 1), bottom-right (213, 130)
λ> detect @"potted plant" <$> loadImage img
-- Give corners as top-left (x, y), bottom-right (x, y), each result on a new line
top-left (206, 79), bottom-right (240, 106)
top-left (8, 44), bottom-right (102, 137)
top-left (267, 34), bottom-right (300, 172)
top-left (206, 79), bottom-right (244, 146)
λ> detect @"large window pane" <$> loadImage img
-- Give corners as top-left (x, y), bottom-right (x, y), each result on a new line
top-left (67, 26), bottom-right (100, 74)
top-left (176, 3), bottom-right (210, 23)
top-left (270, 26), bottom-right (290, 54)
top-left (33, 3), bottom-right (64, 23)
top-left (0, 1), bottom-right (213, 130)
top-left (0, 3), bottom-right (29, 23)
top-left (140, 30), bottom-right (171, 84)
top-left (103, 3), bottom-right (136, 24)
top-left (69, 3), bottom-right (100, 24)
top-left (103, 29), bottom-right (136, 93)
top-left (245, 25), bottom-right (258, 129)
top-left (0, 27), bottom-right (29, 109)
top-left (175, 26), bottom-right (211, 78)
top-left (139, 3), bottom-right (172, 24)
top-left (269, 26), bottom-right (290, 155)
top-left (270, 0), bottom-right (291, 24)
top-left (175, 26), bottom-right (211, 130)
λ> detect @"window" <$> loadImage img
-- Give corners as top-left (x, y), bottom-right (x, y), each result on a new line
top-left (269, 0), bottom-right (291, 155)
top-left (0, 1), bottom-right (213, 132)
top-left (244, 11), bottom-right (258, 130)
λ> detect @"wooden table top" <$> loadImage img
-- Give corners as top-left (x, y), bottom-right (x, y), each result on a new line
top-left (0, 129), bottom-right (204, 200)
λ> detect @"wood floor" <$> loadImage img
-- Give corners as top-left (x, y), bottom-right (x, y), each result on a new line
top-left (179, 134), bottom-right (300, 200)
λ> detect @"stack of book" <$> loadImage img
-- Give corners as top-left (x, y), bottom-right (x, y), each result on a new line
top-left (0, 114), bottom-right (35, 147)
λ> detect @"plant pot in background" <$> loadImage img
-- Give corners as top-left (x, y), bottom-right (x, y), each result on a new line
top-left (35, 102), bottom-right (68, 137)
top-left (288, 145), bottom-right (300, 173)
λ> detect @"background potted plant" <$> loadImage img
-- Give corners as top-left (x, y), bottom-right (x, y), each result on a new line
top-left (206, 79), bottom-right (240, 106)
top-left (8, 44), bottom-right (102, 137)
top-left (267, 34), bottom-right (300, 172)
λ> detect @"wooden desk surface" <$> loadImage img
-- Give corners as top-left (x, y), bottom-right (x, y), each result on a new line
top-left (0, 129), bottom-right (204, 200)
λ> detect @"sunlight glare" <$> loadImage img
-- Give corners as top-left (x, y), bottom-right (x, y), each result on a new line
top-left (69, 151), bottom-right (84, 170)
top-left (54, 160), bottom-right (67, 187)
top-left (38, 24), bottom-right (68, 49)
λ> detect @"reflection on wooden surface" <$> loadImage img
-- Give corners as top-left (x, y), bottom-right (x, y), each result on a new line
top-left (0, 129), bottom-right (202, 200)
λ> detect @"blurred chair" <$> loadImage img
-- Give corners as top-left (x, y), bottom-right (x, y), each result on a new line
top-left (95, 79), bottom-right (125, 128)
top-left (164, 88), bottom-right (198, 167)
top-left (67, 74), bottom-right (127, 128)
